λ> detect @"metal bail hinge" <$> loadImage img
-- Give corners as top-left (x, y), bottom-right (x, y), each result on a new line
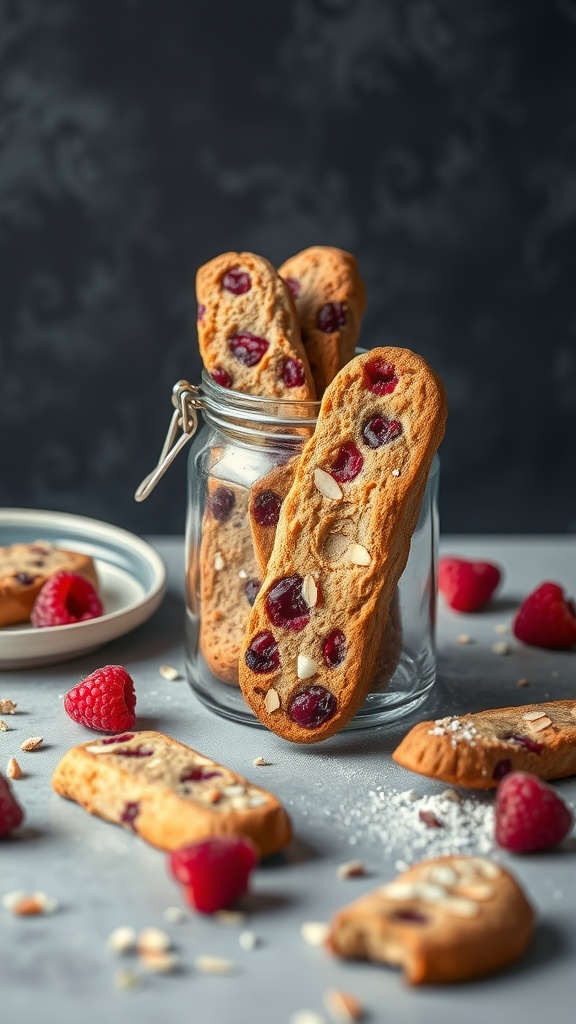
top-left (134, 380), bottom-right (201, 502)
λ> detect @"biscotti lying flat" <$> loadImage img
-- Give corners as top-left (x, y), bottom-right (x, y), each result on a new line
top-left (0, 542), bottom-right (99, 627)
top-left (239, 346), bottom-right (447, 742)
top-left (52, 731), bottom-right (292, 857)
top-left (392, 700), bottom-right (576, 788)
top-left (326, 855), bottom-right (534, 985)
top-left (196, 251), bottom-right (316, 400)
top-left (279, 246), bottom-right (366, 397)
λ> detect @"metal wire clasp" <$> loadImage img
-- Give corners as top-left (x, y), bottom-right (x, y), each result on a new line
top-left (134, 380), bottom-right (202, 502)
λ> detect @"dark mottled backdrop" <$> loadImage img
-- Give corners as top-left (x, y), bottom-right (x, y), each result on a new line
top-left (1, 0), bottom-right (575, 535)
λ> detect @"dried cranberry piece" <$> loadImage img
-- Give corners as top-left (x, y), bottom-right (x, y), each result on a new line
top-left (322, 629), bottom-right (346, 667)
top-left (362, 415), bottom-right (403, 448)
top-left (245, 632), bottom-right (280, 673)
top-left (210, 367), bottom-right (232, 388)
top-left (282, 357), bottom-right (305, 388)
top-left (113, 747), bottom-right (154, 758)
top-left (265, 575), bottom-right (310, 631)
top-left (14, 572), bottom-right (36, 586)
top-left (244, 578), bottom-right (261, 606)
top-left (503, 733), bottom-right (544, 754)
top-left (252, 490), bottom-right (282, 527)
top-left (180, 766), bottom-right (221, 782)
top-left (100, 733), bottom-right (135, 745)
top-left (228, 332), bottom-right (269, 367)
top-left (330, 442), bottom-right (364, 483)
top-left (317, 302), bottom-right (347, 333)
top-left (121, 801), bottom-right (140, 831)
top-left (389, 909), bottom-right (429, 924)
top-left (284, 277), bottom-right (301, 298)
top-left (493, 758), bottom-right (513, 781)
top-left (364, 357), bottom-right (399, 395)
top-left (197, 304), bottom-right (206, 322)
top-left (222, 266), bottom-right (252, 295)
top-left (207, 486), bottom-right (235, 522)
top-left (289, 685), bottom-right (337, 729)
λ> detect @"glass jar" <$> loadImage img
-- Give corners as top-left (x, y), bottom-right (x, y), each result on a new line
top-left (182, 369), bottom-right (440, 731)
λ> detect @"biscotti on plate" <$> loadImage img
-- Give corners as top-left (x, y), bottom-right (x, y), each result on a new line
top-left (0, 541), bottom-right (99, 627)
top-left (52, 730), bottom-right (292, 857)
top-left (238, 346), bottom-right (447, 742)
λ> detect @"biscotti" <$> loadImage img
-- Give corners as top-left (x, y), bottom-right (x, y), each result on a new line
top-left (0, 542), bottom-right (99, 627)
top-left (199, 478), bottom-right (261, 685)
top-left (326, 855), bottom-right (534, 985)
top-left (52, 730), bottom-right (292, 857)
top-left (393, 700), bottom-right (576, 789)
top-left (279, 246), bottom-right (366, 397)
top-left (238, 346), bottom-right (447, 742)
top-left (196, 251), bottom-right (316, 400)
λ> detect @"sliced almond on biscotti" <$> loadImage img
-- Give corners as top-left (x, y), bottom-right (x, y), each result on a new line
top-left (239, 346), bottom-right (447, 743)
top-left (196, 251), bottom-right (316, 400)
top-left (392, 700), bottom-right (576, 789)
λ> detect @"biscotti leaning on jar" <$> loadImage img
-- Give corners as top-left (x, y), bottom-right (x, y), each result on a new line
top-left (238, 346), bottom-right (448, 743)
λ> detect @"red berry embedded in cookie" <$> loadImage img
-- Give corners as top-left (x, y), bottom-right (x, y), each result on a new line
top-left (265, 575), bottom-right (310, 631)
top-left (438, 557), bottom-right (502, 613)
top-left (207, 485), bottom-right (235, 522)
top-left (222, 266), bottom-right (252, 295)
top-left (330, 442), bottom-right (364, 483)
top-left (252, 490), bottom-right (282, 527)
top-left (197, 304), bottom-right (206, 322)
top-left (317, 302), bottom-right (347, 333)
top-left (361, 415), bottom-right (403, 449)
top-left (63, 665), bottom-right (137, 732)
top-left (210, 367), bottom-right (232, 388)
top-left (282, 357), bottom-right (306, 388)
top-left (513, 582), bottom-right (576, 649)
top-left (364, 357), bottom-right (399, 395)
top-left (30, 571), bottom-right (103, 627)
top-left (283, 277), bottom-right (301, 298)
top-left (244, 578), bottom-right (261, 606)
top-left (289, 685), bottom-right (337, 729)
top-left (169, 836), bottom-right (258, 914)
top-left (322, 629), bottom-right (347, 667)
top-left (495, 771), bottom-right (574, 853)
top-left (245, 632), bottom-right (280, 673)
top-left (0, 775), bottom-right (25, 837)
top-left (228, 332), bottom-right (269, 367)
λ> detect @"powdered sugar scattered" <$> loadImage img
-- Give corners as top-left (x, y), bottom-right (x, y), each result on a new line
top-left (428, 716), bottom-right (479, 747)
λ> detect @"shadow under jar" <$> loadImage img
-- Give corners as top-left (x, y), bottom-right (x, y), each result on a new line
top-left (184, 368), bottom-right (440, 732)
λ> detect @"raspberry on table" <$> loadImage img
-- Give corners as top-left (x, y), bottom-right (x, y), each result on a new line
top-left (0, 775), bottom-right (25, 837)
top-left (30, 572), bottom-right (103, 627)
top-left (495, 771), bottom-right (574, 853)
top-left (168, 836), bottom-right (258, 914)
top-left (64, 665), bottom-right (137, 732)
top-left (438, 556), bottom-right (502, 613)
top-left (513, 582), bottom-right (576, 649)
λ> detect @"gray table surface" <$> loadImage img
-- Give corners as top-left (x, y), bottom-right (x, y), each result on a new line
top-left (2, 536), bottom-right (576, 1023)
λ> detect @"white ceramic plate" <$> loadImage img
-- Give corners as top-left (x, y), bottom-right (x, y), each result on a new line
top-left (0, 509), bottom-right (167, 669)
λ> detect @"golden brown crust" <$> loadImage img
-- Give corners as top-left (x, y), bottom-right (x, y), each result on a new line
top-left (279, 246), bottom-right (366, 397)
top-left (392, 700), bottom-right (576, 789)
top-left (239, 347), bottom-right (447, 743)
top-left (0, 542), bottom-right (99, 627)
top-left (51, 730), bottom-right (292, 857)
top-left (199, 479), bottom-right (261, 685)
top-left (326, 855), bottom-right (534, 985)
top-left (196, 251), bottom-right (316, 400)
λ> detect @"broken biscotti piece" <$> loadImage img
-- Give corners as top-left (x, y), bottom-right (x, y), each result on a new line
top-left (392, 700), bottom-right (576, 789)
top-left (326, 855), bottom-right (534, 985)
top-left (279, 246), bottom-right (367, 397)
top-left (238, 346), bottom-right (447, 743)
top-left (196, 251), bottom-right (316, 400)
top-left (52, 731), bottom-right (292, 857)
top-left (199, 478), bottom-right (261, 685)
top-left (0, 542), bottom-right (99, 627)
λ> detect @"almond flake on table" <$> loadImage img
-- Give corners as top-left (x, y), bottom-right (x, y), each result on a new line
top-left (0, 719), bottom-right (8, 732)
top-left (137, 927), bottom-right (171, 954)
top-left (7, 757), bottom-right (22, 779)
top-left (139, 949), bottom-right (180, 974)
top-left (214, 909), bottom-right (247, 926)
top-left (336, 860), bottom-right (366, 879)
top-left (323, 988), bottom-right (365, 1022)
top-left (2, 891), bottom-right (58, 915)
top-left (163, 905), bottom-right (187, 924)
top-left (20, 736), bottom-right (43, 752)
top-left (0, 700), bottom-right (17, 715)
top-left (494, 623), bottom-right (509, 634)
top-left (491, 641), bottom-right (510, 655)
top-left (456, 634), bottom-right (473, 645)
top-left (517, 678), bottom-right (530, 688)
top-left (107, 926), bottom-right (137, 954)
top-left (290, 1012), bottom-right (327, 1024)
top-left (300, 921), bottom-right (329, 946)
top-left (193, 955), bottom-right (238, 976)
top-left (252, 756), bottom-right (271, 766)
top-left (239, 930), bottom-right (260, 951)
top-left (159, 665), bottom-right (181, 681)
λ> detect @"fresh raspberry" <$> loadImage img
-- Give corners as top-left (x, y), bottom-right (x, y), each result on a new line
top-left (0, 775), bottom-right (25, 837)
top-left (30, 572), bottom-right (103, 627)
top-left (438, 556), bottom-right (502, 612)
top-left (513, 582), bottom-right (576, 649)
top-left (168, 836), bottom-right (258, 914)
top-left (495, 771), bottom-right (573, 853)
top-left (64, 665), bottom-right (137, 732)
